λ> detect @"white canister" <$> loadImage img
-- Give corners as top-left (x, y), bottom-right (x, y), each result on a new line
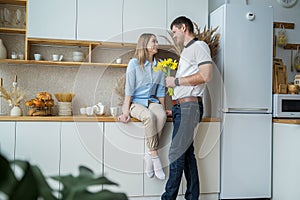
top-left (58, 102), bottom-right (72, 116)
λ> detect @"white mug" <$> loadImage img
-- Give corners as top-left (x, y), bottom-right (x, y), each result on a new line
top-left (52, 54), bottom-right (59, 61)
top-left (116, 58), bottom-right (122, 64)
top-left (80, 107), bottom-right (86, 115)
top-left (86, 107), bottom-right (94, 116)
top-left (110, 106), bottom-right (119, 117)
top-left (34, 53), bottom-right (41, 61)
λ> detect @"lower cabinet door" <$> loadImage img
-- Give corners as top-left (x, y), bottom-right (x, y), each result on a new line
top-left (60, 122), bottom-right (104, 176)
top-left (196, 122), bottom-right (220, 193)
top-left (182, 122), bottom-right (220, 195)
top-left (143, 122), bottom-right (181, 196)
top-left (103, 122), bottom-right (144, 196)
top-left (273, 123), bottom-right (300, 200)
top-left (0, 122), bottom-right (16, 161)
top-left (15, 122), bottom-right (61, 176)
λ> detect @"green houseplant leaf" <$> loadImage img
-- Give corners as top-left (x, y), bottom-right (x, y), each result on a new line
top-left (0, 154), bottom-right (18, 196)
top-left (10, 161), bottom-right (39, 200)
top-left (52, 165), bottom-right (126, 200)
top-left (1, 154), bottom-right (128, 200)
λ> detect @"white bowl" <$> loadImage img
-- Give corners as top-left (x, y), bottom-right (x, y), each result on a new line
top-left (73, 51), bottom-right (84, 56)
top-left (73, 55), bottom-right (84, 62)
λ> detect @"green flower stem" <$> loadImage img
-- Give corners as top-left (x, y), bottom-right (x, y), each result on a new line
top-left (167, 68), bottom-right (170, 77)
top-left (167, 87), bottom-right (174, 96)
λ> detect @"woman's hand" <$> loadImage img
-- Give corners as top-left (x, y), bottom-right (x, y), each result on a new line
top-left (118, 113), bottom-right (131, 123)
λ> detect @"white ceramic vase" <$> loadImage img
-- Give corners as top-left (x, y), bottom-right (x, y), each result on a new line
top-left (10, 106), bottom-right (22, 116)
top-left (0, 39), bottom-right (7, 59)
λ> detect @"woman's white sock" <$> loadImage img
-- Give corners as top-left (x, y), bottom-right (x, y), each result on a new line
top-left (152, 156), bottom-right (165, 180)
top-left (144, 153), bottom-right (154, 178)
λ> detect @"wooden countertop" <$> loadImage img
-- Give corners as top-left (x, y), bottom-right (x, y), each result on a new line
top-left (2, 116), bottom-right (299, 124)
top-left (273, 118), bottom-right (300, 125)
top-left (0, 115), bottom-right (221, 122)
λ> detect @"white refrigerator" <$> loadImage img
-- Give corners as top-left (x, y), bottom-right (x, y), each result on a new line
top-left (210, 4), bottom-right (273, 199)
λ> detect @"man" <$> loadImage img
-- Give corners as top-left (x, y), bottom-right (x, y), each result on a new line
top-left (162, 16), bottom-right (213, 200)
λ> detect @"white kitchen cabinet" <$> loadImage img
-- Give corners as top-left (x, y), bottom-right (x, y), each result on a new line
top-left (196, 122), bottom-right (220, 195)
top-left (15, 122), bottom-right (61, 176)
top-left (123, 0), bottom-right (167, 44)
top-left (273, 123), bottom-right (300, 200)
top-left (0, 122), bottom-right (16, 161)
top-left (60, 122), bottom-right (104, 176)
top-left (143, 122), bottom-right (177, 196)
top-left (103, 122), bottom-right (144, 196)
top-left (182, 122), bottom-right (220, 198)
top-left (77, 0), bottom-right (123, 42)
top-left (28, 0), bottom-right (76, 39)
top-left (167, 0), bottom-right (208, 30)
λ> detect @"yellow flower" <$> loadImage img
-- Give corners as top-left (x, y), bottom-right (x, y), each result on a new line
top-left (154, 58), bottom-right (178, 96)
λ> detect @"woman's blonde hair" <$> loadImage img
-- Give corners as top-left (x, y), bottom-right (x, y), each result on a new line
top-left (134, 33), bottom-right (156, 68)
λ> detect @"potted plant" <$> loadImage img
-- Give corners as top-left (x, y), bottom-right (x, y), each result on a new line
top-left (0, 154), bottom-right (128, 200)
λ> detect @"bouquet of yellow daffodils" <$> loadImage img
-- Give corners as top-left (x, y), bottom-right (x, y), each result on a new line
top-left (154, 58), bottom-right (178, 96)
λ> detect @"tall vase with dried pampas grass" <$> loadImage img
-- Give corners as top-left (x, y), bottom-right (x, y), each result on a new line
top-left (0, 82), bottom-right (26, 116)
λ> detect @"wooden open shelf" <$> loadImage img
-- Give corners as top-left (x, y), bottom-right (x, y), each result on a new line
top-left (27, 38), bottom-right (99, 47)
top-left (0, 0), bottom-right (26, 6)
top-left (273, 21), bottom-right (295, 29)
top-left (284, 43), bottom-right (300, 50)
top-left (0, 59), bottom-right (128, 68)
top-left (0, 27), bottom-right (26, 34)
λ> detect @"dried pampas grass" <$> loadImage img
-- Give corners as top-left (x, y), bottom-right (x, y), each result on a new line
top-left (159, 22), bottom-right (220, 60)
top-left (113, 75), bottom-right (126, 106)
top-left (0, 86), bottom-right (25, 106)
top-left (193, 24), bottom-right (220, 60)
top-left (54, 93), bottom-right (75, 102)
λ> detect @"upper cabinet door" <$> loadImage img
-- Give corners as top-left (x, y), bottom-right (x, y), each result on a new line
top-left (77, 0), bottom-right (123, 42)
top-left (123, 0), bottom-right (167, 44)
top-left (167, 0), bottom-right (208, 31)
top-left (28, 0), bottom-right (76, 39)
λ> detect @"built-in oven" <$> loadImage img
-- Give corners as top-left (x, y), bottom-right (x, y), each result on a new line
top-left (273, 94), bottom-right (300, 118)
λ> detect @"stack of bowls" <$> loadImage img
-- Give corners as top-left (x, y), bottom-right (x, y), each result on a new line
top-left (72, 51), bottom-right (84, 62)
top-left (58, 102), bottom-right (72, 116)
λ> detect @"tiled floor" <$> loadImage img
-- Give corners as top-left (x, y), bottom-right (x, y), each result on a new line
top-left (128, 194), bottom-right (218, 200)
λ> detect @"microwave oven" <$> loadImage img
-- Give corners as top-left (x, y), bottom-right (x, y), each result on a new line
top-left (273, 94), bottom-right (300, 118)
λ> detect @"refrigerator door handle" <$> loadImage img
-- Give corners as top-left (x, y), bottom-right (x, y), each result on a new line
top-left (222, 108), bottom-right (269, 113)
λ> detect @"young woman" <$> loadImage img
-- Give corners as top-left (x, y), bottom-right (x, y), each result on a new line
top-left (118, 33), bottom-right (167, 180)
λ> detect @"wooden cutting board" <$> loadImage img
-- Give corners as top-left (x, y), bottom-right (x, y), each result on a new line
top-left (273, 58), bottom-right (287, 94)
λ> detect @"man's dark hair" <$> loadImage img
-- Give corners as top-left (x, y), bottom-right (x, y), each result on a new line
top-left (170, 16), bottom-right (194, 33)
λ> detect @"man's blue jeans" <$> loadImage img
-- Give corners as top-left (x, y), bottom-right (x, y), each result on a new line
top-left (162, 101), bottom-right (203, 200)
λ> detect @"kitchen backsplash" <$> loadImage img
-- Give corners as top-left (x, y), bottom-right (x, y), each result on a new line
top-left (0, 43), bottom-right (187, 116)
